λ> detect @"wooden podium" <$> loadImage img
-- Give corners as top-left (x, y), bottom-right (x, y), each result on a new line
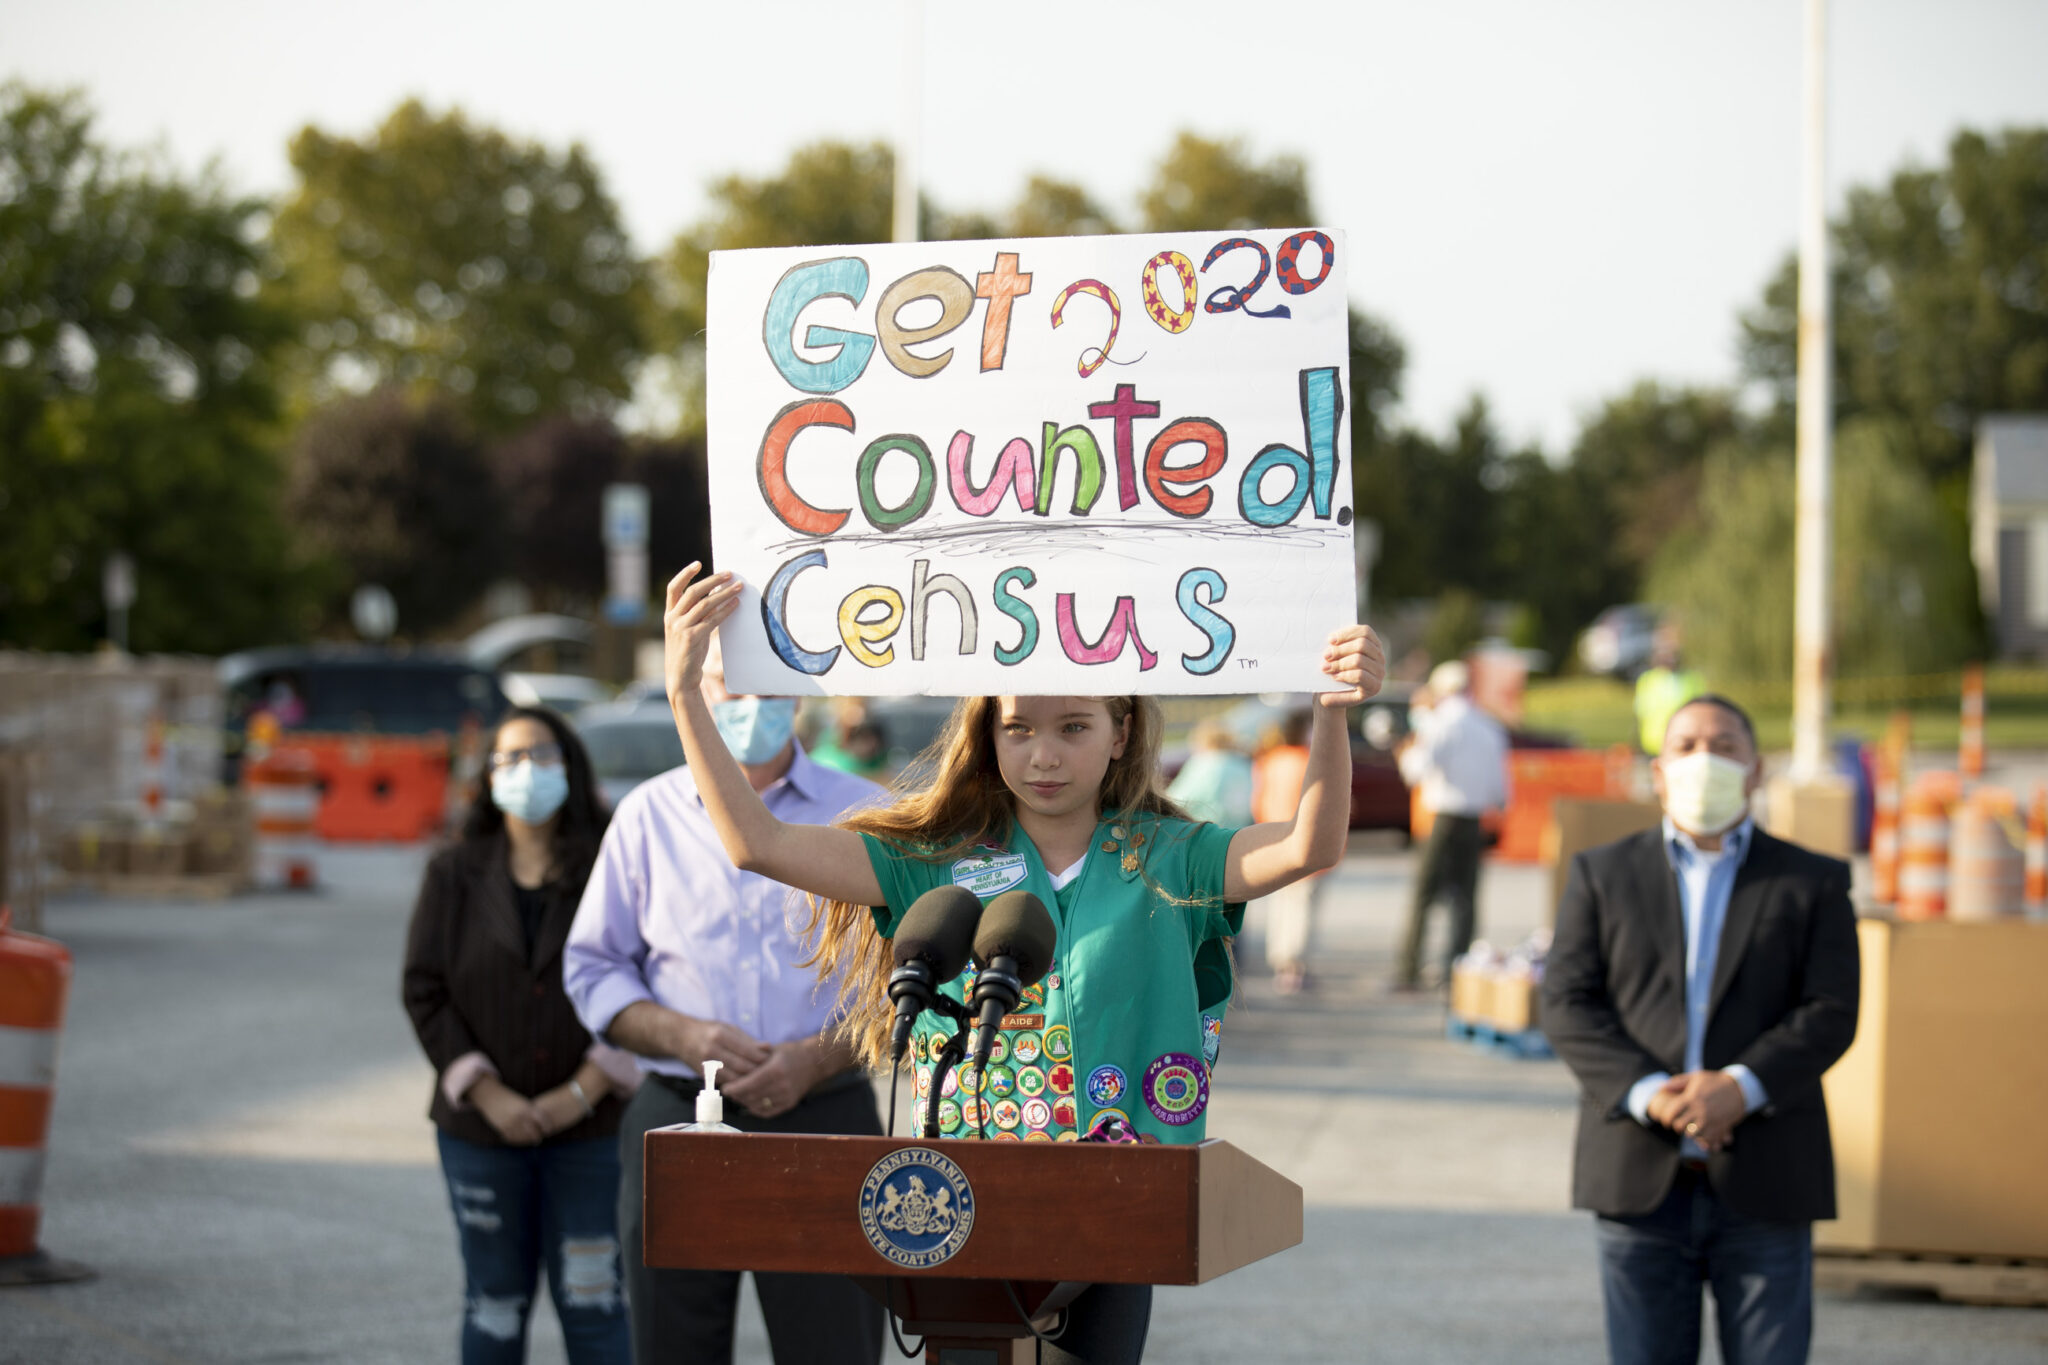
top-left (645, 1131), bottom-right (1303, 1363)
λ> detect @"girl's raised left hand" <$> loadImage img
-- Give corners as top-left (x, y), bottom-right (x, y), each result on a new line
top-left (1317, 624), bottom-right (1387, 708)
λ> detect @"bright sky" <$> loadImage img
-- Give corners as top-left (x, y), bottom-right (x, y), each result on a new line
top-left (8, 0), bottom-right (2046, 452)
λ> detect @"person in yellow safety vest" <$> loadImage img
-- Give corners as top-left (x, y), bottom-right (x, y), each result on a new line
top-left (1634, 632), bottom-right (1705, 756)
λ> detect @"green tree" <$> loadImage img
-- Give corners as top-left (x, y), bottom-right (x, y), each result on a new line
top-left (1741, 127), bottom-right (2048, 488)
top-left (287, 389), bottom-right (503, 634)
top-left (1647, 420), bottom-right (1978, 681)
top-left (270, 100), bottom-right (646, 435)
top-left (1569, 381), bottom-right (1744, 581)
top-left (0, 85), bottom-right (311, 652)
top-left (1137, 132), bottom-right (1312, 233)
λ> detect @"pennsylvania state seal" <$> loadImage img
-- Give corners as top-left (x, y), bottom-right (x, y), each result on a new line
top-left (857, 1148), bottom-right (977, 1269)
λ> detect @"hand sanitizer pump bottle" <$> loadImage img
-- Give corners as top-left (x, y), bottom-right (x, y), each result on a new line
top-left (680, 1058), bottom-right (740, 1133)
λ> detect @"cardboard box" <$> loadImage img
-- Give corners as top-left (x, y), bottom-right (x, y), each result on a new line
top-left (1488, 975), bottom-right (1538, 1033)
top-left (1816, 918), bottom-right (2048, 1259)
top-left (1764, 773), bottom-right (1857, 861)
top-left (1450, 964), bottom-right (1488, 1021)
top-left (1546, 797), bottom-right (1664, 915)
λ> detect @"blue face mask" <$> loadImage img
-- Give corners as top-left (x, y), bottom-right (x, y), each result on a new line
top-left (711, 697), bottom-right (797, 765)
top-left (490, 761), bottom-right (570, 825)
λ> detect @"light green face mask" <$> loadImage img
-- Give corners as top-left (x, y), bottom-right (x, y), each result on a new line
top-left (1660, 750), bottom-right (1752, 836)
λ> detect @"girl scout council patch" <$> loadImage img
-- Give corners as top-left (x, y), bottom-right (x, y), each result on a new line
top-left (950, 850), bottom-right (1028, 897)
top-left (859, 1148), bottom-right (976, 1269)
top-left (1085, 1064), bottom-right (1127, 1107)
top-left (1143, 1053), bottom-right (1209, 1125)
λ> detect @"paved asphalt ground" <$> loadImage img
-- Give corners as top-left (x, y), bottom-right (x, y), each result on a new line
top-left (6, 835), bottom-right (2046, 1364)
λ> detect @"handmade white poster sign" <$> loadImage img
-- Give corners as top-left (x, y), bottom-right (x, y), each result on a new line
top-left (706, 228), bottom-right (1356, 696)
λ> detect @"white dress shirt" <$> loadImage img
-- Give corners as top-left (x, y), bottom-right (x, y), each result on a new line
top-left (1397, 693), bottom-right (1509, 816)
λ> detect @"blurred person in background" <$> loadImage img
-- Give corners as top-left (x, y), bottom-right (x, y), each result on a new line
top-left (1168, 718), bottom-right (1255, 828)
top-left (1542, 696), bottom-right (1859, 1365)
top-left (1394, 660), bottom-right (1509, 991)
top-left (1251, 711), bottom-right (1322, 993)
top-left (809, 698), bottom-right (890, 779)
top-left (403, 706), bottom-right (634, 1365)
top-left (563, 634), bottom-right (884, 1365)
top-left (1634, 627), bottom-right (1705, 757)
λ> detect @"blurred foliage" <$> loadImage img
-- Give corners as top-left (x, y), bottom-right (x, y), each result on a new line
top-left (1647, 419), bottom-right (1979, 682)
top-left (287, 388), bottom-right (503, 635)
top-left (493, 416), bottom-right (629, 608)
top-left (1137, 133), bottom-right (1312, 233)
top-left (1422, 587), bottom-right (1487, 664)
top-left (0, 84), bottom-right (316, 653)
top-left (1742, 127), bottom-right (2048, 489)
top-left (270, 100), bottom-right (646, 436)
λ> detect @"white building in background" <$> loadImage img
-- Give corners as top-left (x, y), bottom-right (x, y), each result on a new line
top-left (1972, 415), bottom-right (2048, 659)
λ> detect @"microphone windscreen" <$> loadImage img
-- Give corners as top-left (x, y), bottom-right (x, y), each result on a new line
top-left (973, 890), bottom-right (1056, 986)
top-left (890, 885), bottom-right (982, 979)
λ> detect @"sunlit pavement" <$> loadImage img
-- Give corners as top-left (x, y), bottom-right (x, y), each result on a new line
top-left (7, 839), bottom-right (2045, 1363)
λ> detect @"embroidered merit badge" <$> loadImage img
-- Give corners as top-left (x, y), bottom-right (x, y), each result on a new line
top-left (1051, 1096), bottom-right (1078, 1129)
top-left (1015, 1065), bottom-right (1047, 1097)
top-left (1011, 1031), bottom-right (1044, 1066)
top-left (1085, 1064), bottom-right (1127, 1106)
top-left (1201, 1013), bottom-right (1224, 1067)
top-left (949, 852), bottom-right (1028, 897)
top-left (859, 1148), bottom-right (976, 1269)
top-left (1022, 1096), bottom-right (1053, 1131)
top-left (1047, 1063), bottom-right (1075, 1095)
top-left (986, 1032), bottom-right (1010, 1066)
top-left (936, 1099), bottom-right (962, 1133)
top-left (1042, 1026), bottom-right (1073, 1062)
top-left (1143, 1053), bottom-right (1209, 1125)
top-left (984, 1064), bottom-right (1016, 1098)
top-left (993, 1098), bottom-right (1023, 1130)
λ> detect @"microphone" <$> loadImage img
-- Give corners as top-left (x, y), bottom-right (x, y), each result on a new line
top-left (968, 890), bottom-right (1056, 1075)
top-left (887, 885), bottom-right (982, 1066)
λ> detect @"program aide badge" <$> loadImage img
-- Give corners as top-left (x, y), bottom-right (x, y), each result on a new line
top-left (858, 1148), bottom-right (977, 1269)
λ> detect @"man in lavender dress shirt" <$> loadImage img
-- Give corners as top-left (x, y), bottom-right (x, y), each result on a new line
top-left (564, 639), bottom-right (884, 1365)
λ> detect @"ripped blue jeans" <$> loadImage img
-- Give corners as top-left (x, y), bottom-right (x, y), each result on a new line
top-left (437, 1130), bottom-right (631, 1365)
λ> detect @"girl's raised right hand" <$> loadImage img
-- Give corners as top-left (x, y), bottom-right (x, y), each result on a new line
top-left (662, 563), bottom-right (744, 704)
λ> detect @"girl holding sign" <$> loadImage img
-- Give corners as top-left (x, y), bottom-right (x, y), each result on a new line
top-left (660, 563), bottom-right (1382, 1361)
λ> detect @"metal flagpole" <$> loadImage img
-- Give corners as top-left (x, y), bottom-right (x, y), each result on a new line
top-left (893, 0), bottom-right (923, 244)
top-left (1791, 0), bottom-right (1833, 781)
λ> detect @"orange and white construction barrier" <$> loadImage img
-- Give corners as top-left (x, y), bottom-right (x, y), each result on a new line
top-left (1959, 664), bottom-right (1986, 780)
top-left (2026, 785), bottom-right (2047, 909)
top-left (1949, 789), bottom-right (2023, 921)
top-left (249, 749), bottom-right (319, 891)
top-left (140, 708), bottom-right (166, 818)
top-left (1897, 782), bottom-right (1953, 921)
top-left (0, 907), bottom-right (91, 1285)
top-left (1869, 753), bottom-right (1901, 905)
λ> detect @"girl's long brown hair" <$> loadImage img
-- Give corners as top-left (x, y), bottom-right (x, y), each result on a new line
top-left (803, 694), bottom-right (1189, 1069)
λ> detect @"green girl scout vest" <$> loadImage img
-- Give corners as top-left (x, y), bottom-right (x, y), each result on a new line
top-left (863, 810), bottom-right (1242, 1144)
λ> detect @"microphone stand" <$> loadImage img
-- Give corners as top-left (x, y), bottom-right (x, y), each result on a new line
top-left (921, 995), bottom-right (974, 1140)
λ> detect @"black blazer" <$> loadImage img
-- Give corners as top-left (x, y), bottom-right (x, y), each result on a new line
top-left (1540, 826), bottom-right (1860, 1222)
top-left (401, 834), bottom-right (622, 1147)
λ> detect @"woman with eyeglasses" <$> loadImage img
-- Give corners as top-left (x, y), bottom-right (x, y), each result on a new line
top-left (403, 706), bottom-right (634, 1364)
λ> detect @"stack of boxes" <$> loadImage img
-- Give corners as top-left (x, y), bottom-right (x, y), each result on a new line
top-left (1449, 929), bottom-right (1550, 1035)
top-left (0, 654), bottom-right (245, 899)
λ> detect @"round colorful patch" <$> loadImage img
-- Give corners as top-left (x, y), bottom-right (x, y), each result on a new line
top-left (1050, 1095), bottom-right (1078, 1129)
top-left (1021, 982), bottom-right (1045, 1007)
top-left (991, 1130), bottom-right (1023, 1142)
top-left (1041, 1025), bottom-right (1073, 1063)
top-left (939, 1067), bottom-right (959, 1099)
top-left (1089, 1107), bottom-right (1131, 1133)
top-left (1022, 1097), bottom-right (1053, 1131)
top-left (1055, 1129), bottom-right (1080, 1142)
top-left (983, 1064), bottom-right (1016, 1099)
top-left (914, 1067), bottom-right (933, 1098)
top-left (1085, 1064), bottom-right (1127, 1107)
top-left (1047, 1063), bottom-right (1075, 1096)
top-left (1024, 1129), bottom-right (1053, 1142)
top-left (992, 1098), bottom-right (1022, 1131)
top-left (1014, 1065), bottom-right (1047, 1098)
top-left (1010, 1031), bottom-right (1043, 1066)
top-left (936, 1098), bottom-right (961, 1133)
top-left (955, 1063), bottom-right (980, 1096)
top-left (986, 1032), bottom-right (1010, 1066)
top-left (1142, 1053), bottom-right (1209, 1126)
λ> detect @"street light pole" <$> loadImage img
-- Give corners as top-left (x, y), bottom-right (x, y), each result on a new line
top-left (1791, 0), bottom-right (1833, 781)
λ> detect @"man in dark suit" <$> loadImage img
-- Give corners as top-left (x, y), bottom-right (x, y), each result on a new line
top-left (1542, 696), bottom-right (1860, 1365)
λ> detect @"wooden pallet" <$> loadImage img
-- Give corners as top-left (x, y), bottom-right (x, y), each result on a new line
top-left (1444, 1014), bottom-right (1555, 1060)
top-left (1815, 1249), bottom-right (2048, 1306)
top-left (56, 871), bottom-right (246, 901)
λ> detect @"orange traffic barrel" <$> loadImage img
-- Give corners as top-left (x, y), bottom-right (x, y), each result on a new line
top-left (0, 907), bottom-right (92, 1285)
top-left (1950, 790), bottom-right (2023, 921)
top-left (249, 748), bottom-right (319, 891)
top-left (1896, 782), bottom-right (1953, 920)
top-left (1959, 664), bottom-right (1986, 779)
top-left (2027, 785), bottom-right (2048, 908)
top-left (1869, 756), bottom-right (1901, 905)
